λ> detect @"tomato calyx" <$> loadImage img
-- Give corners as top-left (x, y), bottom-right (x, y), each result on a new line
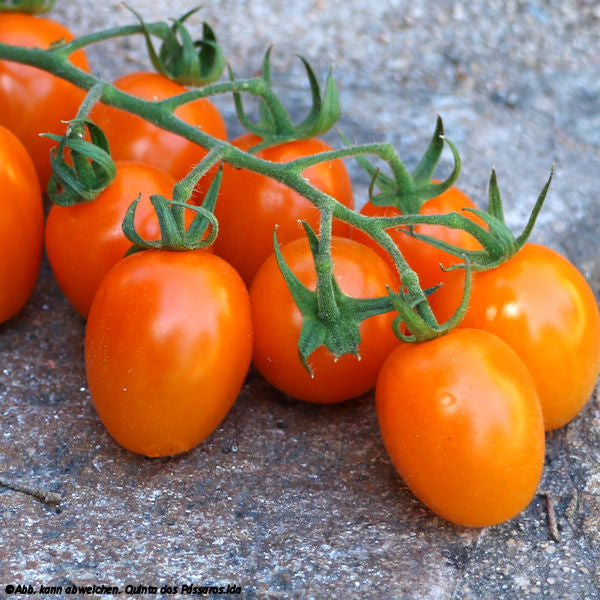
top-left (230, 47), bottom-right (341, 151)
top-left (343, 116), bottom-right (461, 215)
top-left (44, 83), bottom-right (117, 206)
top-left (46, 117), bottom-right (116, 206)
top-left (388, 261), bottom-right (472, 343)
top-left (399, 167), bottom-right (554, 271)
top-left (0, 0), bottom-right (55, 14)
top-left (128, 6), bottom-right (226, 87)
top-left (273, 223), bottom-right (399, 374)
top-left (122, 151), bottom-right (223, 254)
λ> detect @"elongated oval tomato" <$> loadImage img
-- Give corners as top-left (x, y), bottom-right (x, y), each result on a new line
top-left (355, 186), bottom-right (483, 290)
top-left (251, 236), bottom-right (400, 403)
top-left (213, 134), bottom-right (354, 285)
top-left (430, 243), bottom-right (600, 431)
top-left (376, 328), bottom-right (545, 527)
top-left (85, 250), bottom-right (253, 457)
top-left (91, 71), bottom-right (227, 185)
top-left (0, 13), bottom-right (89, 189)
top-left (45, 161), bottom-right (180, 318)
top-left (0, 126), bottom-right (43, 323)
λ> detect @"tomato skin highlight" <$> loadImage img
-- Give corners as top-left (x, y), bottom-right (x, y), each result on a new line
top-left (91, 71), bottom-right (227, 185)
top-left (0, 126), bottom-right (43, 323)
top-left (213, 133), bottom-right (354, 285)
top-left (376, 328), bottom-right (545, 527)
top-left (430, 243), bottom-right (600, 431)
top-left (45, 161), bottom-right (179, 318)
top-left (0, 13), bottom-right (90, 189)
top-left (355, 186), bottom-right (483, 290)
top-left (85, 250), bottom-right (253, 457)
top-left (250, 236), bottom-right (400, 403)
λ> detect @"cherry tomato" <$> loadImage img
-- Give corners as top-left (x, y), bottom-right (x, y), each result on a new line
top-left (213, 133), bottom-right (354, 285)
top-left (355, 186), bottom-right (483, 290)
top-left (45, 161), bottom-right (183, 318)
top-left (91, 71), bottom-right (227, 185)
top-left (251, 236), bottom-right (400, 403)
top-left (376, 328), bottom-right (545, 527)
top-left (0, 125), bottom-right (43, 323)
top-left (430, 243), bottom-right (600, 431)
top-left (0, 13), bottom-right (90, 189)
top-left (85, 249), bottom-right (253, 457)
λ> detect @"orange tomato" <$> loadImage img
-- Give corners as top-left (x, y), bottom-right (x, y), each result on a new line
top-left (213, 134), bottom-right (354, 285)
top-left (0, 125), bottom-right (43, 323)
top-left (85, 249), bottom-right (253, 457)
top-left (251, 236), bottom-right (400, 403)
top-left (0, 13), bottom-right (90, 188)
top-left (376, 328), bottom-right (545, 527)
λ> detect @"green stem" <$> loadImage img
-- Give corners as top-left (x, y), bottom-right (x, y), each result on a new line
top-left (314, 206), bottom-right (340, 324)
top-left (170, 147), bottom-right (224, 229)
top-left (157, 78), bottom-right (267, 111)
top-left (73, 82), bottom-right (107, 121)
top-left (51, 22), bottom-right (169, 56)
top-left (285, 143), bottom-right (403, 172)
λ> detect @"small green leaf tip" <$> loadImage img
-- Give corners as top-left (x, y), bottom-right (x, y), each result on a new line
top-left (344, 116), bottom-right (461, 214)
top-left (231, 49), bottom-right (341, 149)
top-left (45, 119), bottom-right (116, 207)
top-left (129, 5), bottom-right (225, 86)
top-left (0, 0), bottom-right (56, 13)
top-left (400, 167), bottom-right (554, 272)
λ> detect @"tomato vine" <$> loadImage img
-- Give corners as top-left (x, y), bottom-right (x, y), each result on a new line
top-left (0, 7), bottom-right (552, 365)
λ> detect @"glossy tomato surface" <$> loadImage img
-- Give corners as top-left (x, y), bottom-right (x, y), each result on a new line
top-left (355, 186), bottom-right (483, 290)
top-left (430, 243), bottom-right (600, 431)
top-left (85, 249), bottom-right (253, 457)
top-left (0, 13), bottom-right (90, 188)
top-left (0, 126), bottom-right (43, 323)
top-left (376, 328), bottom-right (545, 527)
top-left (45, 161), bottom-right (178, 318)
top-left (91, 71), bottom-right (227, 184)
top-left (251, 236), bottom-right (400, 403)
top-left (213, 133), bottom-right (354, 285)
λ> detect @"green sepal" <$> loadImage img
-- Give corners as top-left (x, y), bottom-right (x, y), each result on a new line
top-left (272, 225), bottom-right (398, 375)
top-left (342, 116), bottom-right (461, 214)
top-left (123, 162), bottom-right (222, 255)
top-left (0, 0), bottom-right (55, 13)
top-left (129, 6), bottom-right (225, 86)
top-left (388, 260), bottom-right (472, 343)
top-left (294, 57), bottom-right (341, 140)
top-left (400, 167), bottom-right (554, 271)
top-left (230, 48), bottom-right (341, 149)
top-left (45, 119), bottom-right (116, 207)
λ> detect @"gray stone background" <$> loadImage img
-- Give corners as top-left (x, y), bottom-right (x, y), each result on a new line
top-left (1, 1), bottom-right (599, 598)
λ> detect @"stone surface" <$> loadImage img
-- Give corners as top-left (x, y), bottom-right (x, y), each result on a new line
top-left (1, 1), bottom-right (600, 599)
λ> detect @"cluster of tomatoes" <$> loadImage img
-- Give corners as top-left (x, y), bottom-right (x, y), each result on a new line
top-left (1, 8), bottom-right (599, 529)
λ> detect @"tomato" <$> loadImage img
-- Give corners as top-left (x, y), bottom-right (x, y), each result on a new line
top-left (0, 125), bottom-right (43, 323)
top-left (251, 236), bottom-right (400, 403)
top-left (355, 186), bottom-right (483, 290)
top-left (376, 328), bottom-right (545, 527)
top-left (213, 133), bottom-right (354, 285)
top-left (0, 13), bottom-right (90, 189)
top-left (85, 249), bottom-right (253, 457)
top-left (430, 243), bottom-right (600, 431)
top-left (45, 161), bottom-right (184, 318)
top-left (91, 71), bottom-right (227, 185)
